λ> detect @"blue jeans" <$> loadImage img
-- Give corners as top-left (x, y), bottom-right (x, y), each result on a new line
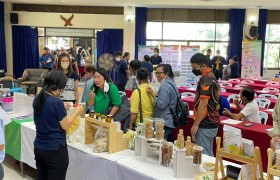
top-left (195, 127), bottom-right (218, 156)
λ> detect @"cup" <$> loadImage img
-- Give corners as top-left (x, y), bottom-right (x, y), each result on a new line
top-left (78, 102), bottom-right (86, 118)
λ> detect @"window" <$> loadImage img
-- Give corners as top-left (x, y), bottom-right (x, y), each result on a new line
top-left (265, 24), bottom-right (280, 68)
top-left (146, 22), bottom-right (229, 58)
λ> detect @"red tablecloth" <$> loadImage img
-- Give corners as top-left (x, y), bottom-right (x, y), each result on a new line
top-left (237, 78), bottom-right (270, 85)
top-left (174, 116), bottom-right (272, 172)
top-left (179, 87), bottom-right (277, 109)
top-left (182, 97), bottom-right (274, 125)
top-left (78, 66), bottom-right (85, 78)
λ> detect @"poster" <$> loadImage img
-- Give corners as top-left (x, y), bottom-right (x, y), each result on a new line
top-left (241, 41), bottom-right (262, 79)
top-left (137, 45), bottom-right (156, 61)
top-left (180, 46), bottom-right (200, 77)
top-left (160, 45), bottom-right (180, 71)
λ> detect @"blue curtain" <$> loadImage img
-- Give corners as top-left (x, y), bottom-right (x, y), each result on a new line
top-left (135, 7), bottom-right (148, 59)
top-left (0, 1), bottom-right (6, 71)
top-left (227, 9), bottom-right (246, 69)
top-left (96, 29), bottom-right (123, 59)
top-left (12, 26), bottom-right (39, 78)
top-left (258, 9), bottom-right (267, 76)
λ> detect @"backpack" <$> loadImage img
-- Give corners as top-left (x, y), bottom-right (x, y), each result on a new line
top-left (167, 82), bottom-right (190, 127)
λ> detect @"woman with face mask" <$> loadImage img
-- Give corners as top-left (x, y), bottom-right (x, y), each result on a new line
top-left (87, 68), bottom-right (121, 116)
top-left (150, 48), bottom-right (162, 66)
top-left (33, 70), bottom-right (84, 179)
top-left (57, 53), bottom-right (80, 104)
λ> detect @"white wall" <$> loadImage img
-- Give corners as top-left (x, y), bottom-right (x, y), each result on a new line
top-left (13, 11), bottom-right (124, 29)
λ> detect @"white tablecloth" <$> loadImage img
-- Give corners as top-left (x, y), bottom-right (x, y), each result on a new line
top-left (20, 121), bottom-right (240, 180)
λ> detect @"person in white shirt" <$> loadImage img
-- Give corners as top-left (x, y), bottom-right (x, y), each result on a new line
top-left (223, 86), bottom-right (261, 123)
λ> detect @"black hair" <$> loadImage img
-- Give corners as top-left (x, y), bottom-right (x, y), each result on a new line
top-left (241, 86), bottom-right (255, 101)
top-left (114, 51), bottom-right (122, 57)
top-left (93, 68), bottom-right (111, 93)
top-left (143, 55), bottom-right (150, 62)
top-left (154, 48), bottom-right (159, 53)
top-left (85, 65), bottom-right (95, 73)
top-left (207, 49), bottom-right (212, 53)
top-left (190, 53), bottom-right (209, 67)
top-left (57, 53), bottom-right (73, 76)
top-left (129, 60), bottom-right (141, 70)
top-left (123, 52), bottom-right (130, 58)
top-left (156, 64), bottom-right (174, 79)
top-left (136, 68), bottom-right (149, 81)
top-left (216, 50), bottom-right (221, 54)
top-left (34, 70), bottom-right (67, 115)
top-left (233, 55), bottom-right (239, 62)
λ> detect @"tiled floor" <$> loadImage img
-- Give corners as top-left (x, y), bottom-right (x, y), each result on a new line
top-left (3, 155), bottom-right (36, 180)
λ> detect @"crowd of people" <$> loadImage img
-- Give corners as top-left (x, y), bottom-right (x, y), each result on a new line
top-left (31, 46), bottom-right (280, 180)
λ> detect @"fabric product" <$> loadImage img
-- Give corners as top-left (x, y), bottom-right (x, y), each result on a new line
top-left (5, 118), bottom-right (33, 161)
top-left (96, 29), bottom-right (123, 59)
top-left (227, 9), bottom-right (245, 67)
top-left (61, 72), bottom-right (80, 102)
top-left (0, 2), bottom-right (6, 71)
top-left (135, 7), bottom-right (148, 59)
top-left (258, 9), bottom-right (268, 76)
top-left (12, 26), bottom-right (39, 78)
top-left (240, 101), bottom-right (261, 123)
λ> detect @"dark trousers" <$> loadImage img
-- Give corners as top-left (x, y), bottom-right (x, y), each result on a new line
top-left (214, 71), bottom-right (223, 80)
top-left (0, 163), bottom-right (4, 180)
top-left (116, 82), bottom-right (127, 92)
top-left (34, 144), bottom-right (69, 180)
top-left (164, 126), bottom-right (174, 142)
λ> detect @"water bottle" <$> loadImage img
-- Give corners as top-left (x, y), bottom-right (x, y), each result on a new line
top-left (12, 81), bottom-right (15, 89)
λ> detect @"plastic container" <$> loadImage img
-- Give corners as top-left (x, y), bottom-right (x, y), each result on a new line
top-left (2, 97), bottom-right (13, 111)
top-left (154, 118), bottom-right (165, 140)
top-left (144, 119), bottom-right (154, 139)
top-left (192, 146), bottom-right (203, 166)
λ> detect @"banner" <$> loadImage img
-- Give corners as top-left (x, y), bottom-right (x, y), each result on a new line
top-left (241, 41), bottom-right (262, 79)
top-left (160, 45), bottom-right (180, 71)
top-left (180, 46), bottom-right (200, 77)
top-left (137, 45), bottom-right (156, 61)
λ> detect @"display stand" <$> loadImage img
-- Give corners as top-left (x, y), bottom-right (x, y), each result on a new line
top-left (85, 117), bottom-right (128, 154)
top-left (214, 137), bottom-right (264, 180)
top-left (173, 147), bottom-right (200, 178)
top-left (267, 148), bottom-right (280, 180)
top-left (134, 135), bottom-right (163, 163)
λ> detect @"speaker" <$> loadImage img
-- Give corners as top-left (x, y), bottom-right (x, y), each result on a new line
top-left (10, 13), bottom-right (18, 24)
top-left (250, 26), bottom-right (258, 37)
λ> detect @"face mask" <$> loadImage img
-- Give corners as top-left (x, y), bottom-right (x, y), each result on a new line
top-left (116, 58), bottom-right (121, 61)
top-left (192, 69), bottom-right (201, 76)
top-left (61, 62), bottom-right (69, 69)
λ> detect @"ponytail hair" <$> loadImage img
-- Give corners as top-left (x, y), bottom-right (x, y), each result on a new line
top-left (34, 70), bottom-right (67, 115)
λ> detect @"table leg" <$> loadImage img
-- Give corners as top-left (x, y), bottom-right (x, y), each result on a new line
top-left (20, 161), bottom-right (24, 178)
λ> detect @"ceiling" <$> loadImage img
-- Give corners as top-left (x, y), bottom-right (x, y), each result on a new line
top-left (3, 0), bottom-right (280, 9)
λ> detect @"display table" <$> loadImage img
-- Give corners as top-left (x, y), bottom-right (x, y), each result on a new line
top-left (19, 121), bottom-right (237, 180)
top-left (175, 116), bottom-right (272, 172)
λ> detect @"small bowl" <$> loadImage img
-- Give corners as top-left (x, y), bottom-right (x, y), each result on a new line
top-left (202, 162), bottom-right (215, 171)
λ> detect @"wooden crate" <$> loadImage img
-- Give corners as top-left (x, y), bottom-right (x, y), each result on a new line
top-left (214, 137), bottom-right (264, 180)
top-left (85, 117), bottom-right (128, 154)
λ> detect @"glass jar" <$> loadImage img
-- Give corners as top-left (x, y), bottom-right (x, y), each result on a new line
top-left (154, 118), bottom-right (165, 140)
top-left (192, 146), bottom-right (203, 166)
top-left (145, 119), bottom-right (154, 139)
top-left (106, 115), bottom-right (113, 123)
top-left (185, 136), bottom-right (192, 156)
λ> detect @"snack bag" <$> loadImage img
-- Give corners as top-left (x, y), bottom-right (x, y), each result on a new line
top-left (93, 127), bottom-right (109, 153)
top-left (223, 125), bottom-right (243, 155)
top-left (242, 138), bottom-right (254, 158)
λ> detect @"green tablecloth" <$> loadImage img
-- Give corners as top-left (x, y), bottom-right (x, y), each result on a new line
top-left (5, 118), bottom-right (33, 160)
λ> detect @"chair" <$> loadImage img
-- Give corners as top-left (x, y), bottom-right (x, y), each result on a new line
top-left (192, 84), bottom-right (197, 89)
top-left (119, 91), bottom-right (127, 97)
top-left (219, 82), bottom-right (233, 87)
top-left (227, 94), bottom-right (239, 103)
top-left (255, 98), bottom-right (271, 108)
top-left (220, 88), bottom-right (226, 92)
top-left (17, 69), bottom-right (49, 94)
top-left (181, 92), bottom-right (196, 98)
top-left (241, 80), bottom-right (254, 84)
top-left (263, 87), bottom-right (280, 93)
top-left (259, 111), bottom-right (268, 125)
top-left (266, 81), bottom-right (280, 86)
top-left (234, 84), bottom-right (247, 88)
top-left (228, 79), bottom-right (241, 83)
top-left (180, 83), bottom-right (193, 88)
top-left (258, 94), bottom-right (278, 99)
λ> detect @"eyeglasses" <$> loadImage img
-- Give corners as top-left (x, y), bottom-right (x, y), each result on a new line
top-left (154, 72), bottom-right (165, 75)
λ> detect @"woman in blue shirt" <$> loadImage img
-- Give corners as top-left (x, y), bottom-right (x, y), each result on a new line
top-left (33, 70), bottom-right (84, 180)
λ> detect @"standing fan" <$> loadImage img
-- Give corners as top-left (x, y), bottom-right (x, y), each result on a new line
top-left (97, 53), bottom-right (114, 71)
